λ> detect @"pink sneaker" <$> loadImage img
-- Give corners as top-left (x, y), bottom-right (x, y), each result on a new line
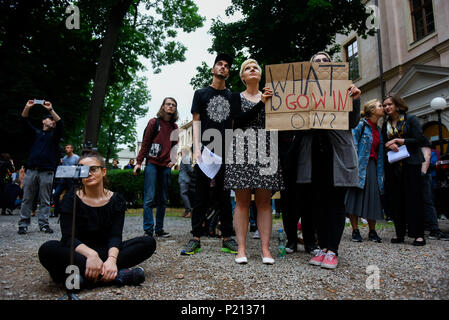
top-left (321, 252), bottom-right (338, 269)
top-left (309, 250), bottom-right (326, 266)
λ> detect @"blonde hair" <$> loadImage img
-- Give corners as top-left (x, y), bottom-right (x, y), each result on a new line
top-left (239, 59), bottom-right (262, 84)
top-left (361, 99), bottom-right (380, 118)
top-left (310, 51), bottom-right (332, 63)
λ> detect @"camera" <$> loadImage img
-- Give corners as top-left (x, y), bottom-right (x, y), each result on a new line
top-left (55, 165), bottom-right (90, 179)
top-left (33, 99), bottom-right (45, 105)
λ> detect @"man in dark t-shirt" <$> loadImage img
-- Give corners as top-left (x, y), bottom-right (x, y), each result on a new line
top-left (181, 53), bottom-right (238, 256)
top-left (18, 100), bottom-right (63, 235)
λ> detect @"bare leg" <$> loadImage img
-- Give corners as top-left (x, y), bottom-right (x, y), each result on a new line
top-left (255, 189), bottom-right (273, 259)
top-left (234, 189), bottom-right (251, 259)
top-left (349, 215), bottom-right (359, 230)
top-left (368, 219), bottom-right (376, 231)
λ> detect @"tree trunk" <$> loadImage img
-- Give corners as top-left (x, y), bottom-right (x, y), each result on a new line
top-left (83, 0), bottom-right (134, 152)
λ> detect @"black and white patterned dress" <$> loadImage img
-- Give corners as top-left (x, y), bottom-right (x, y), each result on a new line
top-left (224, 93), bottom-right (284, 191)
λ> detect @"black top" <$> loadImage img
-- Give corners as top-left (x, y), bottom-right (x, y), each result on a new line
top-left (191, 86), bottom-right (232, 158)
top-left (381, 113), bottom-right (426, 165)
top-left (23, 117), bottom-right (64, 170)
top-left (229, 92), bottom-right (265, 130)
top-left (59, 189), bottom-right (126, 251)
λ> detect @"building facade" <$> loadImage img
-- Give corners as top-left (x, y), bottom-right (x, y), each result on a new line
top-left (335, 0), bottom-right (449, 153)
top-left (175, 120), bottom-right (193, 169)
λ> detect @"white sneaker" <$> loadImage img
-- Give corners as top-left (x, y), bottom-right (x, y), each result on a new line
top-left (253, 230), bottom-right (260, 239)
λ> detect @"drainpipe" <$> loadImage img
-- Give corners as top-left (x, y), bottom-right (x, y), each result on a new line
top-left (375, 0), bottom-right (386, 98)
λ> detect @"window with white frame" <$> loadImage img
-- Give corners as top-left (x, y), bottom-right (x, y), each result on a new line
top-left (410, 0), bottom-right (435, 42)
top-left (345, 39), bottom-right (360, 81)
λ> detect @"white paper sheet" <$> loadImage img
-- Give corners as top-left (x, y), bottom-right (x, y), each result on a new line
top-left (198, 146), bottom-right (222, 179)
top-left (387, 145), bottom-right (410, 163)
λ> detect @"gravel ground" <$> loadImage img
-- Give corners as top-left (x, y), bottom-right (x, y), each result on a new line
top-left (1, 210), bottom-right (448, 300)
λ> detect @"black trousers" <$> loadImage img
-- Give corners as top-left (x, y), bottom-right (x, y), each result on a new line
top-left (38, 236), bottom-right (156, 283)
top-left (302, 132), bottom-right (347, 255)
top-left (385, 162), bottom-right (424, 238)
top-left (191, 164), bottom-right (233, 238)
top-left (313, 186), bottom-right (347, 254)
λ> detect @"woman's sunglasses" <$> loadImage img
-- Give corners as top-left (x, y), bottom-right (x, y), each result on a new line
top-left (313, 58), bottom-right (330, 63)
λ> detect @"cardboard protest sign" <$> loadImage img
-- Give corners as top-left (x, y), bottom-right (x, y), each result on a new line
top-left (265, 62), bottom-right (353, 130)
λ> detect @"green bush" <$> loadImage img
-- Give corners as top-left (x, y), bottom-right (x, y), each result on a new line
top-left (107, 169), bottom-right (182, 208)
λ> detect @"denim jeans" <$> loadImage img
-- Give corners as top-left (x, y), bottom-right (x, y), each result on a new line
top-left (143, 163), bottom-right (171, 234)
top-left (421, 172), bottom-right (439, 232)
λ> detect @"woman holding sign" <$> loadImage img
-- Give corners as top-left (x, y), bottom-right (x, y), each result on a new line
top-left (296, 52), bottom-right (362, 270)
top-left (382, 94), bottom-right (427, 246)
top-left (224, 59), bottom-right (284, 265)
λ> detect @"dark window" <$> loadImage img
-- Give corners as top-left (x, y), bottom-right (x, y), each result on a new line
top-left (410, 0), bottom-right (435, 41)
top-left (345, 39), bottom-right (360, 81)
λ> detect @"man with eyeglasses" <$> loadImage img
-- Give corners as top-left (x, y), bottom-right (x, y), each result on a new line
top-left (18, 100), bottom-right (64, 235)
top-left (135, 97), bottom-right (179, 238)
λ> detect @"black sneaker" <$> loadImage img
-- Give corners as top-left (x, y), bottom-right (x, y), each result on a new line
top-left (114, 267), bottom-right (145, 286)
top-left (285, 241), bottom-right (297, 254)
top-left (221, 238), bottom-right (238, 254)
top-left (40, 225), bottom-right (54, 234)
top-left (155, 230), bottom-right (171, 238)
top-left (429, 231), bottom-right (449, 241)
top-left (181, 239), bottom-right (202, 255)
top-left (352, 229), bottom-right (363, 242)
top-left (368, 230), bottom-right (382, 243)
top-left (144, 230), bottom-right (153, 237)
top-left (18, 226), bottom-right (27, 235)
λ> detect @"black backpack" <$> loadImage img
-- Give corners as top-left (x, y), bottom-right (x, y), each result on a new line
top-left (142, 118), bottom-right (160, 143)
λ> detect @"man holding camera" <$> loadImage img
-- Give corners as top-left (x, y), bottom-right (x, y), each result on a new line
top-left (18, 100), bottom-right (63, 235)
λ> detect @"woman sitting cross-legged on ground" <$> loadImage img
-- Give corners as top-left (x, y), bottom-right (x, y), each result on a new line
top-left (38, 153), bottom-right (156, 289)
top-left (345, 99), bottom-right (385, 243)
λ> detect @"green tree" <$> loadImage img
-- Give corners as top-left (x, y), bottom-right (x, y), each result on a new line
top-left (83, 0), bottom-right (205, 149)
top-left (0, 0), bottom-right (98, 162)
top-left (191, 0), bottom-right (374, 90)
top-left (97, 76), bottom-right (150, 163)
top-left (0, 0), bottom-right (204, 164)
